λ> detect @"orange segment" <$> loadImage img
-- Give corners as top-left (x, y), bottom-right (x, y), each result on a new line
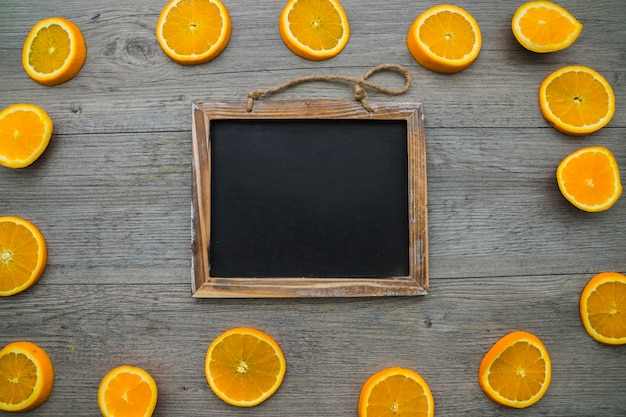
top-left (0, 216), bottom-right (47, 296)
top-left (479, 331), bottom-right (551, 408)
top-left (0, 341), bottom-right (54, 412)
top-left (556, 146), bottom-right (622, 212)
top-left (407, 4), bottom-right (482, 73)
top-left (0, 103), bottom-right (53, 169)
top-left (539, 65), bottom-right (615, 136)
top-left (580, 272), bottom-right (626, 345)
top-left (205, 327), bottom-right (286, 407)
top-left (156, 0), bottom-right (232, 65)
top-left (22, 17), bottom-right (87, 86)
top-left (98, 365), bottom-right (158, 417)
top-left (358, 367), bottom-right (434, 417)
top-left (279, 0), bottom-right (350, 61)
top-left (512, 1), bottom-right (582, 53)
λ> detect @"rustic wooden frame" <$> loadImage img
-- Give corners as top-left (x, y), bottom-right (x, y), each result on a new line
top-left (191, 100), bottom-right (428, 297)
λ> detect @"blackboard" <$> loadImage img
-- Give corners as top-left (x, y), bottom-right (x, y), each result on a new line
top-left (191, 100), bottom-right (428, 297)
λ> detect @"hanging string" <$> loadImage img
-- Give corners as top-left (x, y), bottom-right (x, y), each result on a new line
top-left (246, 63), bottom-right (412, 113)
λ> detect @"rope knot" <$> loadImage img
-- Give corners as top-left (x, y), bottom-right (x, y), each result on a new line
top-left (353, 84), bottom-right (366, 101)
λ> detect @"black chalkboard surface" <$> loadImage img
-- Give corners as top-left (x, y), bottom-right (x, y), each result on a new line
top-left (191, 100), bottom-right (427, 297)
top-left (210, 119), bottom-right (409, 278)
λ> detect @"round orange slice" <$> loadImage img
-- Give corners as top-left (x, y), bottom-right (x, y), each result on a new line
top-left (479, 331), bottom-right (551, 408)
top-left (205, 327), bottom-right (286, 407)
top-left (156, 0), bottom-right (232, 65)
top-left (407, 4), bottom-right (482, 73)
top-left (512, 1), bottom-right (583, 53)
top-left (0, 341), bottom-right (54, 412)
top-left (0, 216), bottom-right (48, 296)
top-left (279, 0), bottom-right (350, 61)
top-left (98, 365), bottom-right (158, 417)
top-left (358, 367), bottom-right (434, 417)
top-left (0, 103), bottom-right (53, 169)
top-left (539, 65), bottom-right (615, 136)
top-left (22, 17), bottom-right (87, 86)
top-left (580, 272), bottom-right (626, 345)
top-left (556, 146), bottom-right (622, 212)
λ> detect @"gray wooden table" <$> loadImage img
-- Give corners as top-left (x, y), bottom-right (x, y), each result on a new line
top-left (1, 1), bottom-right (625, 415)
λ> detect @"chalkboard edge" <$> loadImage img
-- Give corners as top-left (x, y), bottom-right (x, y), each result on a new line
top-left (191, 100), bottom-right (428, 298)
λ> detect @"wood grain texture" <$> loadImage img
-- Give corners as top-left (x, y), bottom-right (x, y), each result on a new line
top-left (1, 0), bottom-right (625, 415)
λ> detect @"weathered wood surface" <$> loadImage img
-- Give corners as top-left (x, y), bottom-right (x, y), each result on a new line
top-left (1, 0), bottom-right (625, 415)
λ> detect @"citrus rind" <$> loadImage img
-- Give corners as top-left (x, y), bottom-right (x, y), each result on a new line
top-left (539, 65), bottom-right (615, 136)
top-left (156, 0), bottom-right (232, 65)
top-left (580, 272), bottom-right (626, 345)
top-left (478, 331), bottom-right (551, 408)
top-left (22, 17), bottom-right (87, 86)
top-left (556, 146), bottom-right (622, 212)
top-left (407, 4), bottom-right (482, 73)
top-left (278, 0), bottom-right (350, 61)
top-left (512, 1), bottom-right (582, 53)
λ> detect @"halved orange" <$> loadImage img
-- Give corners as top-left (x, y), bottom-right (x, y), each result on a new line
top-left (358, 367), bottom-right (434, 417)
top-left (22, 17), bottom-right (87, 86)
top-left (407, 4), bottom-right (482, 73)
top-left (279, 0), bottom-right (350, 61)
top-left (205, 327), bottom-right (286, 407)
top-left (556, 146), bottom-right (622, 212)
top-left (0, 103), bottom-right (53, 169)
top-left (0, 341), bottom-right (54, 412)
top-left (479, 331), bottom-right (551, 408)
top-left (98, 365), bottom-right (158, 417)
top-left (580, 272), bottom-right (626, 345)
top-left (0, 216), bottom-right (47, 296)
top-left (156, 0), bottom-right (232, 65)
top-left (512, 1), bottom-right (582, 53)
top-left (539, 65), bottom-right (615, 136)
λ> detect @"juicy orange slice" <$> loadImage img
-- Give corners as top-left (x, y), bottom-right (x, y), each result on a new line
top-left (512, 1), bottom-right (582, 53)
top-left (0, 341), bottom-right (54, 412)
top-left (156, 0), bottom-right (232, 65)
top-left (205, 327), bottom-right (286, 407)
top-left (479, 331), bottom-right (551, 408)
top-left (0, 103), bottom-right (53, 169)
top-left (556, 146), bottom-right (622, 212)
top-left (358, 367), bottom-right (434, 417)
top-left (22, 17), bottom-right (87, 86)
top-left (539, 65), bottom-right (615, 136)
top-left (407, 4), bottom-right (482, 73)
top-left (98, 365), bottom-right (158, 417)
top-left (0, 216), bottom-right (47, 296)
top-left (580, 272), bottom-right (626, 345)
top-left (279, 0), bottom-right (350, 61)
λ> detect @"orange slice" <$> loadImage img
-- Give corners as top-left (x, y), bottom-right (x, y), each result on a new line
top-left (479, 331), bottom-right (551, 408)
top-left (205, 327), bottom-right (286, 407)
top-left (512, 1), bottom-right (582, 53)
top-left (358, 367), bottom-right (434, 417)
top-left (407, 4), bottom-right (482, 73)
top-left (0, 216), bottom-right (47, 296)
top-left (539, 65), bottom-right (615, 136)
top-left (556, 146), bottom-right (622, 212)
top-left (0, 341), bottom-right (54, 412)
top-left (98, 365), bottom-right (158, 417)
top-left (156, 0), bottom-right (232, 65)
top-left (580, 272), bottom-right (626, 345)
top-left (0, 103), bottom-right (53, 169)
top-left (279, 0), bottom-right (350, 61)
top-left (22, 17), bottom-right (87, 86)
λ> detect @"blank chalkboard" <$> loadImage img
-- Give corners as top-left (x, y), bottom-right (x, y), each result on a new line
top-left (191, 100), bottom-right (428, 297)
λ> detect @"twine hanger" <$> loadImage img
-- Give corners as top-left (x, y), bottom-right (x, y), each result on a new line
top-left (247, 63), bottom-right (412, 113)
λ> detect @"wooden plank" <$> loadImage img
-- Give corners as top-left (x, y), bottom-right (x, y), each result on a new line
top-left (1, 0), bottom-right (625, 415)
